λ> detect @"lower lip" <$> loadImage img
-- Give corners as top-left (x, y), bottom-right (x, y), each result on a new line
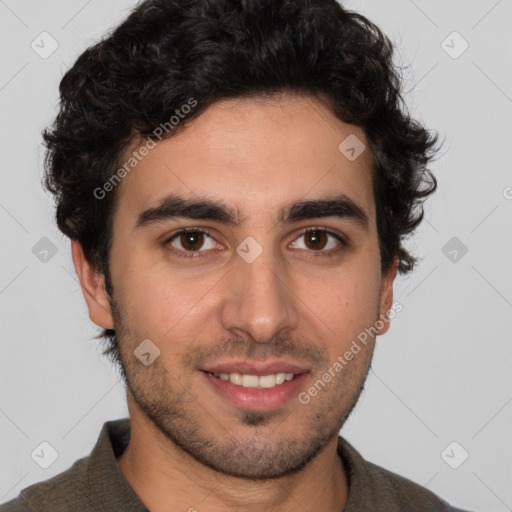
top-left (201, 372), bottom-right (309, 411)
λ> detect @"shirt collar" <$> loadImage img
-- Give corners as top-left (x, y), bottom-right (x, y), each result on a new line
top-left (86, 418), bottom-right (148, 511)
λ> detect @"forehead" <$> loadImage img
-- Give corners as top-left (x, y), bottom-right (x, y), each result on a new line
top-left (114, 94), bottom-right (375, 227)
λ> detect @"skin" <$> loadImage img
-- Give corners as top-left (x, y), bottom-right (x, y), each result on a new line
top-left (72, 92), bottom-right (398, 512)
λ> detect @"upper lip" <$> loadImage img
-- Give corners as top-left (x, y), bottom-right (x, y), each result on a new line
top-left (200, 360), bottom-right (311, 376)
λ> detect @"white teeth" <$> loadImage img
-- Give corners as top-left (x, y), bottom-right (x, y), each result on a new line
top-left (259, 374), bottom-right (277, 388)
top-left (275, 373), bottom-right (286, 385)
top-left (242, 374), bottom-right (259, 388)
top-left (213, 371), bottom-right (297, 388)
top-left (229, 372), bottom-right (243, 385)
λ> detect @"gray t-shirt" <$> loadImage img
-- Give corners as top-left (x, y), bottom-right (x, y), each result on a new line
top-left (0, 418), bottom-right (473, 511)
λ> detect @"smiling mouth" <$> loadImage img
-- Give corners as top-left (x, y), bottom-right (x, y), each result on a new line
top-left (203, 371), bottom-right (297, 389)
top-left (200, 367), bottom-right (310, 411)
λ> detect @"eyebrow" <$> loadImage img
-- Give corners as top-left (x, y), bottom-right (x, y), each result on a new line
top-left (134, 193), bottom-right (369, 230)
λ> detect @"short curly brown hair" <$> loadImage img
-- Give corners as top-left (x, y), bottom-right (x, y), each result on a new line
top-left (43, 0), bottom-right (440, 298)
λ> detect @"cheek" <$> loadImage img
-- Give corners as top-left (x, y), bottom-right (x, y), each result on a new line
top-left (113, 253), bottom-right (220, 344)
top-left (304, 261), bottom-right (382, 344)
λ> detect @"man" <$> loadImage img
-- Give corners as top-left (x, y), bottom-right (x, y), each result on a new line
top-left (1, 0), bottom-right (472, 510)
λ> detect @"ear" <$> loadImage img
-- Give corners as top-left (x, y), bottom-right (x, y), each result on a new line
top-left (71, 240), bottom-right (114, 329)
top-left (377, 255), bottom-right (399, 335)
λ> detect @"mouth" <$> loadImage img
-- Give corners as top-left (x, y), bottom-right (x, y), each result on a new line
top-left (203, 370), bottom-right (297, 389)
top-left (199, 361), bottom-right (310, 411)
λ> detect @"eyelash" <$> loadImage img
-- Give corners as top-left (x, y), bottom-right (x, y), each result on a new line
top-left (163, 226), bottom-right (346, 259)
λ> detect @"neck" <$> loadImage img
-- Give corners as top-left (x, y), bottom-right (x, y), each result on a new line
top-left (117, 397), bottom-right (349, 512)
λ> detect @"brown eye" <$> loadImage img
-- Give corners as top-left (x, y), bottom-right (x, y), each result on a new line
top-left (290, 227), bottom-right (345, 255)
top-left (303, 230), bottom-right (328, 250)
top-left (179, 231), bottom-right (205, 251)
top-left (165, 229), bottom-right (218, 257)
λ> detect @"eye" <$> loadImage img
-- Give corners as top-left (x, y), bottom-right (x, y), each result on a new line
top-left (290, 227), bottom-right (345, 254)
top-left (164, 226), bottom-right (346, 259)
top-left (164, 228), bottom-right (220, 258)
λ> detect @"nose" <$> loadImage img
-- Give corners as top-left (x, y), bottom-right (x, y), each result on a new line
top-left (220, 242), bottom-right (299, 344)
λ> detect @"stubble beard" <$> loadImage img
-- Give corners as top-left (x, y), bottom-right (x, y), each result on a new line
top-left (105, 291), bottom-right (376, 480)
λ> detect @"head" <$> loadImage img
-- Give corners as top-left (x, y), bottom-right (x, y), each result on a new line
top-left (44, 0), bottom-right (440, 480)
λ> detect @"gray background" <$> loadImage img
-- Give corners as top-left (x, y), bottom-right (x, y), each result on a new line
top-left (1, 1), bottom-right (511, 510)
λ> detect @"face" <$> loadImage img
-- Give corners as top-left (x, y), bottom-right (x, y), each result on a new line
top-left (82, 93), bottom-right (396, 479)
